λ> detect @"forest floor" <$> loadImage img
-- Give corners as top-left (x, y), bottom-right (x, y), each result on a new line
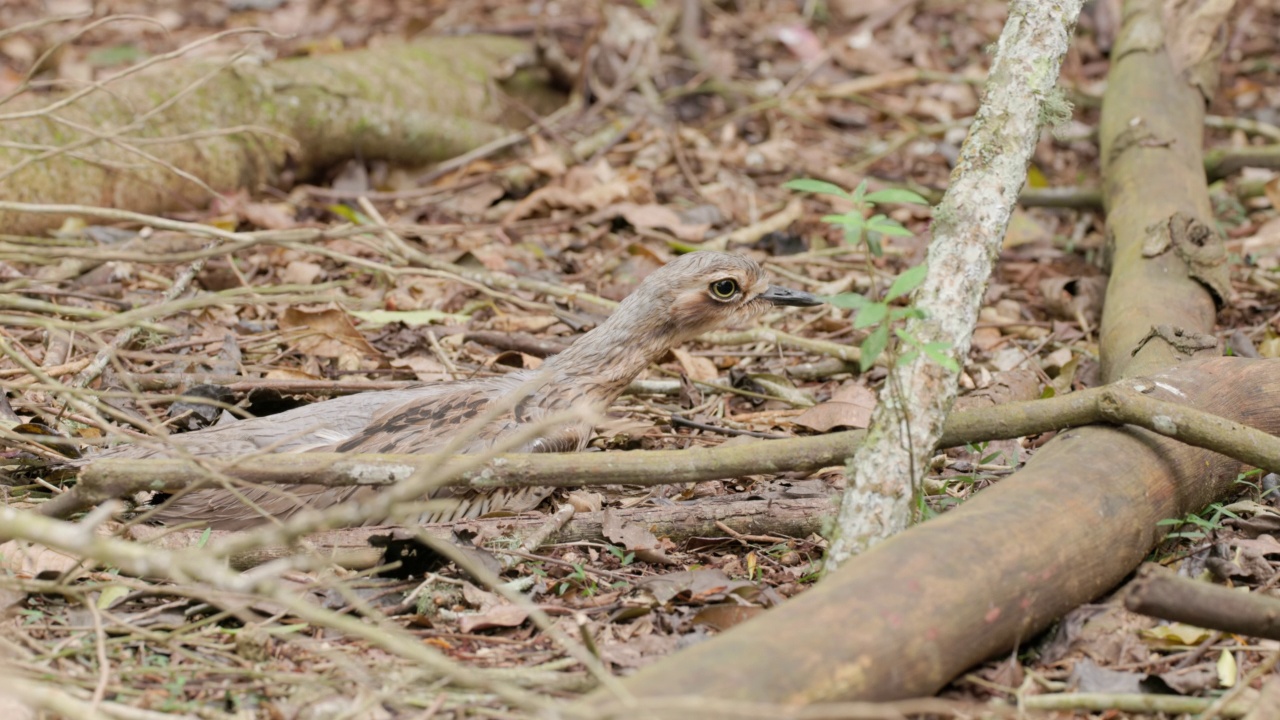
top-left (1, 0), bottom-right (1280, 717)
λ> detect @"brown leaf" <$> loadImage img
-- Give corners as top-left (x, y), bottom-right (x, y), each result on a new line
top-left (264, 367), bottom-right (323, 381)
top-left (437, 181), bottom-right (505, 217)
top-left (502, 163), bottom-right (633, 222)
top-left (241, 202), bottom-right (298, 230)
top-left (635, 568), bottom-right (755, 605)
top-left (487, 314), bottom-right (560, 334)
top-left (1041, 276), bottom-right (1107, 325)
top-left (793, 383), bottom-right (877, 432)
top-left (457, 604), bottom-right (530, 633)
top-left (607, 202), bottom-right (711, 242)
top-left (390, 356), bottom-right (451, 383)
top-left (1002, 208), bottom-right (1053, 248)
top-left (602, 510), bottom-right (672, 565)
top-left (954, 369), bottom-right (1041, 412)
top-left (599, 632), bottom-right (678, 669)
top-left (567, 491), bottom-right (604, 512)
top-left (670, 348), bottom-right (719, 384)
top-left (0, 539), bottom-right (84, 578)
top-left (280, 260), bottom-right (323, 285)
top-left (279, 307), bottom-right (383, 370)
top-left (691, 603), bottom-right (765, 631)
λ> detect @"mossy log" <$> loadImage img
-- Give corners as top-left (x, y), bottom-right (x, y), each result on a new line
top-left (0, 35), bottom-right (562, 236)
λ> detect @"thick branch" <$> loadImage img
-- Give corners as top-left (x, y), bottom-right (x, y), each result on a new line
top-left (827, 0), bottom-right (1087, 565)
top-left (127, 494), bottom-right (835, 571)
top-left (1125, 564), bottom-right (1280, 641)
top-left (52, 379), bottom-right (1280, 529)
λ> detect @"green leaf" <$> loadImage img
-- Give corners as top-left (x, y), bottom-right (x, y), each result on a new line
top-left (96, 585), bottom-right (130, 609)
top-left (865, 234), bottom-right (883, 256)
top-left (886, 265), bottom-right (927, 301)
top-left (852, 180), bottom-right (869, 202)
top-left (889, 306), bottom-right (926, 321)
top-left (854, 302), bottom-right (888, 329)
top-left (860, 323), bottom-right (890, 372)
top-left (821, 213), bottom-right (865, 227)
top-left (326, 204), bottom-right (367, 224)
top-left (822, 292), bottom-right (869, 309)
top-left (894, 328), bottom-right (919, 346)
top-left (784, 178), bottom-right (852, 198)
top-left (864, 188), bottom-right (930, 206)
top-left (865, 215), bottom-right (916, 237)
top-left (348, 309), bottom-right (467, 327)
top-left (896, 350), bottom-right (920, 366)
top-left (196, 527), bottom-right (212, 549)
top-left (923, 344), bottom-right (960, 372)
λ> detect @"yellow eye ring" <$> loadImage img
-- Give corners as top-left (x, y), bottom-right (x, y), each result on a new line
top-left (709, 278), bottom-right (739, 300)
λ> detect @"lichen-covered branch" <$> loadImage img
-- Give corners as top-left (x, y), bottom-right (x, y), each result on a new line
top-left (826, 0), bottom-right (1086, 566)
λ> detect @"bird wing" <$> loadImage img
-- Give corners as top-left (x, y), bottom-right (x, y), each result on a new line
top-left (143, 372), bottom-right (594, 528)
top-left (93, 385), bottom-right (451, 460)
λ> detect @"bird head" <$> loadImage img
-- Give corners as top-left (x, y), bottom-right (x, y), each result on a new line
top-left (621, 251), bottom-right (824, 344)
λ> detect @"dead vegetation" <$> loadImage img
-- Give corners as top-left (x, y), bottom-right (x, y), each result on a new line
top-left (1, 0), bottom-right (1279, 717)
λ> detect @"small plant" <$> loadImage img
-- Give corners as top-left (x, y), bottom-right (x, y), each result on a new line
top-left (1156, 502), bottom-right (1240, 541)
top-left (783, 178), bottom-right (925, 257)
top-left (606, 544), bottom-right (635, 566)
top-left (556, 563), bottom-right (598, 597)
top-left (786, 178), bottom-right (955, 373)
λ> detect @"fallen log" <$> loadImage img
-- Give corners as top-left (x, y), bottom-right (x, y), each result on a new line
top-left (124, 494), bottom-right (836, 571)
top-left (0, 35), bottom-right (561, 236)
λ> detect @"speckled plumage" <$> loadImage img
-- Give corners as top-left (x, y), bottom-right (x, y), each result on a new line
top-left (102, 251), bottom-right (821, 529)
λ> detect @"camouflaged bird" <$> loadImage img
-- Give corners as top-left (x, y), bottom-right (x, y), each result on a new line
top-left (105, 251), bottom-right (822, 529)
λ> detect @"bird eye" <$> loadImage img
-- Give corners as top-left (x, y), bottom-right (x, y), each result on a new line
top-left (709, 279), bottom-right (739, 300)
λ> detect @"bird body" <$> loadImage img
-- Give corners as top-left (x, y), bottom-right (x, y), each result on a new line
top-left (103, 252), bottom-right (821, 529)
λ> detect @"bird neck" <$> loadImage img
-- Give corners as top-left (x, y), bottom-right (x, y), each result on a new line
top-left (542, 300), bottom-right (676, 406)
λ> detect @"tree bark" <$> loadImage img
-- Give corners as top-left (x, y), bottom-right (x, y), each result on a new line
top-left (579, 0), bottom-right (1238, 707)
top-left (826, 0), bottom-right (1086, 563)
top-left (0, 36), bottom-right (562, 237)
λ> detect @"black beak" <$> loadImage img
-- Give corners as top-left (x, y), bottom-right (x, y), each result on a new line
top-left (759, 285), bottom-right (824, 307)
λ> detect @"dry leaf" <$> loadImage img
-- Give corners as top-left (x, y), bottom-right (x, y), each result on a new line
top-left (279, 307), bottom-right (383, 371)
top-left (602, 509), bottom-right (672, 565)
top-left (566, 491), bottom-right (604, 513)
top-left (955, 369), bottom-right (1041, 412)
top-left (670, 348), bottom-right (719, 384)
top-left (1041, 276), bottom-right (1107, 325)
top-left (488, 314), bottom-right (560, 334)
top-left (1141, 623), bottom-right (1213, 646)
top-left (1002, 208), bottom-right (1053, 248)
top-left (793, 383), bottom-right (876, 432)
top-left (458, 604), bottom-right (530, 633)
top-left (527, 150), bottom-right (567, 177)
top-left (264, 367), bottom-right (323, 380)
top-left (281, 260), bottom-right (323, 285)
top-left (0, 539), bottom-right (84, 577)
top-left (691, 603), bottom-right (765, 631)
top-left (390, 356), bottom-right (451, 383)
top-left (604, 202), bottom-right (711, 242)
top-left (635, 568), bottom-right (756, 606)
top-left (437, 181), bottom-right (505, 217)
top-left (502, 163), bottom-right (634, 222)
top-left (241, 202), bottom-right (298, 230)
